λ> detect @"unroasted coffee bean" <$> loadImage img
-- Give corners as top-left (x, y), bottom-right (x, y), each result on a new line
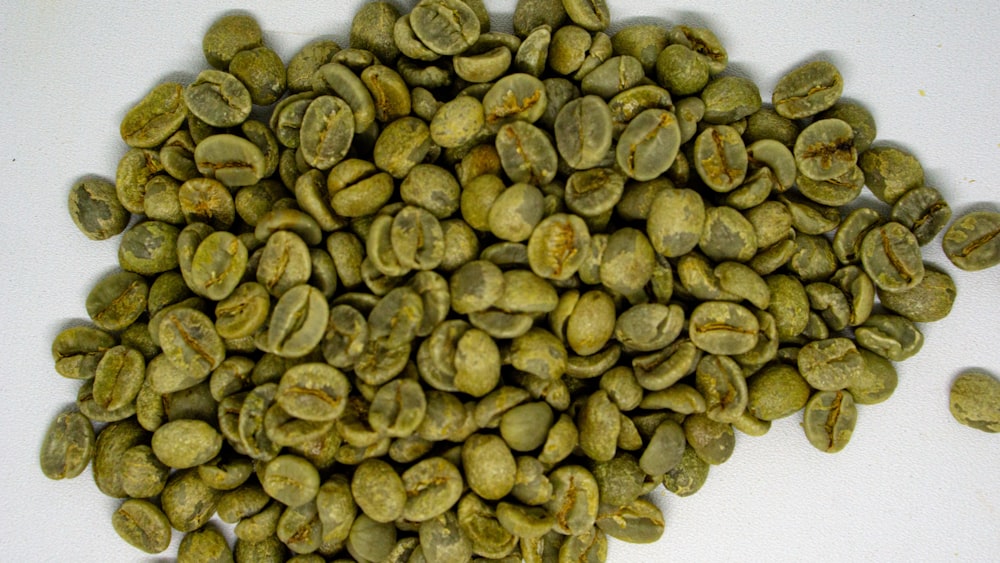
top-left (39, 411), bottom-right (95, 480)
top-left (942, 210), bottom-right (1000, 271)
top-left (949, 371), bottom-right (1000, 433)
top-left (42, 3), bottom-right (999, 560)
top-left (802, 390), bottom-right (857, 453)
top-left (112, 499), bottom-right (172, 554)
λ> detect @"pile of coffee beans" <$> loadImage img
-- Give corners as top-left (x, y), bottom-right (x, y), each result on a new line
top-left (41, 0), bottom-right (1000, 561)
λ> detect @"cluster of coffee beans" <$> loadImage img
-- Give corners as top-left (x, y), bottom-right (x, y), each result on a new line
top-left (41, 0), bottom-right (1000, 561)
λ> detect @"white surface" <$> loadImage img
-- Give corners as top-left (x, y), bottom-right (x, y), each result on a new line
top-left (1, 1), bottom-right (999, 561)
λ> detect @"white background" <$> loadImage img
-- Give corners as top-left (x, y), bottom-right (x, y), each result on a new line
top-left (1, 1), bottom-right (999, 561)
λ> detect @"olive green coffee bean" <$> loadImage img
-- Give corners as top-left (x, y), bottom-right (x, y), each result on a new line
top-left (638, 418), bottom-right (685, 477)
top-left (194, 133), bottom-right (268, 187)
top-left (201, 13), bottom-right (263, 69)
top-left (746, 363), bottom-right (812, 421)
top-left (544, 465), bottom-right (599, 535)
top-left (300, 95), bottom-right (355, 170)
top-left (949, 370), bottom-right (1000, 432)
top-left (116, 147), bottom-right (163, 214)
top-left (495, 121), bottom-right (558, 186)
top-left (118, 220), bottom-right (180, 276)
top-left (890, 186), bottom-right (952, 245)
top-left (695, 354), bottom-right (748, 423)
top-left (391, 205), bottom-right (446, 271)
top-left (409, 0), bottom-right (482, 56)
top-left (112, 499), bottom-right (172, 554)
top-left (848, 349), bottom-right (899, 405)
top-left (527, 213), bottom-right (590, 280)
top-left (161, 468), bottom-right (223, 532)
top-left (595, 498), bottom-right (665, 544)
top-left (262, 454), bottom-right (321, 507)
top-left (347, 513), bottom-right (398, 562)
top-left (177, 525), bottom-right (233, 563)
top-left (646, 188), bottom-right (705, 257)
top-left (794, 118), bottom-right (857, 181)
top-left (399, 164), bottom-right (461, 219)
top-left (268, 285), bottom-right (329, 358)
top-left (92, 345), bottom-right (145, 412)
top-left (701, 75), bottom-right (761, 124)
top-left (184, 69), bottom-right (252, 128)
top-left (151, 419), bottom-right (222, 469)
top-left (39, 410), bottom-right (94, 480)
top-left (77, 378), bottom-right (137, 423)
top-left (942, 210), bottom-right (1000, 271)
top-left (798, 338), bottom-right (864, 391)
top-left (820, 101), bottom-right (877, 153)
top-left (662, 445), bottom-right (710, 497)
top-left (802, 390), bottom-right (857, 453)
top-left (833, 207), bottom-right (882, 265)
top-left (858, 145), bottom-right (925, 204)
top-left (694, 125), bottom-right (749, 193)
top-left (614, 303), bottom-right (684, 353)
top-left (616, 109), bottom-right (682, 181)
top-left (554, 95), bottom-right (613, 170)
top-left (772, 60), bottom-right (843, 119)
top-left (230, 45), bottom-right (288, 106)
top-left (860, 221), bottom-right (925, 292)
top-left (68, 178), bottom-right (130, 240)
top-left (683, 412), bottom-right (734, 465)
top-left (876, 268), bottom-right (956, 323)
top-left (656, 44), bottom-right (710, 96)
top-left (158, 307), bottom-right (225, 379)
top-left (351, 458), bottom-right (407, 523)
top-left (577, 390), bottom-right (621, 462)
top-left (188, 231), bottom-right (248, 300)
top-left (214, 282), bottom-right (270, 341)
top-left (276, 363), bottom-right (350, 422)
top-left (85, 271), bottom-right (148, 332)
top-left (854, 314), bottom-right (924, 362)
top-left (120, 81), bottom-right (187, 149)
top-left (401, 456), bottom-right (464, 522)
top-left (374, 116), bottom-right (432, 179)
top-left (689, 301), bottom-right (759, 355)
top-left (362, 64), bottom-right (412, 123)
top-left (463, 433), bottom-right (517, 500)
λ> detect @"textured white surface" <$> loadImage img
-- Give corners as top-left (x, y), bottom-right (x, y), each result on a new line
top-left (1, 1), bottom-right (998, 561)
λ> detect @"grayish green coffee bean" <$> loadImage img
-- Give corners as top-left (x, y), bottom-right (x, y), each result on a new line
top-left (112, 499), bottom-right (172, 554)
top-left (39, 410), bottom-right (94, 480)
top-left (119, 220), bottom-right (180, 276)
top-left (161, 468), bottom-right (223, 532)
top-left (858, 145), bottom-right (924, 204)
top-left (949, 370), bottom-right (1000, 432)
top-left (794, 118), bottom-right (857, 181)
top-left (185, 69), bottom-right (252, 128)
top-left (683, 412), bottom-right (734, 465)
top-left (855, 314), bottom-right (924, 361)
top-left (195, 133), bottom-right (267, 187)
top-left (772, 60), bottom-right (843, 119)
top-left (69, 178), bottom-right (130, 240)
top-left (463, 433), bottom-right (517, 500)
top-left (617, 109), bottom-right (681, 181)
top-left (802, 390), bottom-right (857, 453)
top-left (942, 210), bottom-right (1000, 271)
top-left (860, 221), bottom-right (925, 292)
top-left (662, 445), bottom-right (710, 497)
top-left (262, 454), bottom-right (321, 507)
top-left (848, 349), bottom-right (898, 405)
top-left (177, 525), bottom-right (233, 563)
top-left (545, 465), bottom-right (599, 535)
